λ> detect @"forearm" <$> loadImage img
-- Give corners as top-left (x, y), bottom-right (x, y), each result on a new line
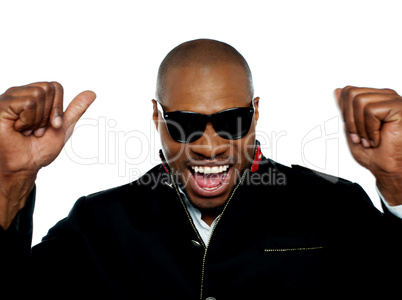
top-left (0, 171), bottom-right (36, 230)
top-left (0, 185), bottom-right (35, 297)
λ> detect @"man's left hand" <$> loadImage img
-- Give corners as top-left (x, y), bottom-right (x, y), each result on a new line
top-left (335, 86), bottom-right (402, 206)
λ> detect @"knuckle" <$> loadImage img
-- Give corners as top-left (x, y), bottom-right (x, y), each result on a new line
top-left (381, 88), bottom-right (397, 94)
top-left (363, 103), bottom-right (375, 119)
top-left (22, 96), bottom-right (38, 109)
top-left (352, 94), bottom-right (366, 109)
top-left (30, 86), bottom-right (46, 99)
top-left (51, 81), bottom-right (63, 93)
top-left (341, 86), bottom-right (355, 98)
top-left (39, 81), bottom-right (55, 94)
top-left (343, 85), bottom-right (354, 90)
top-left (344, 87), bottom-right (359, 99)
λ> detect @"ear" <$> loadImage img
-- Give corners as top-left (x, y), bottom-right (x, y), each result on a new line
top-left (152, 99), bottom-right (159, 131)
top-left (253, 97), bottom-right (260, 123)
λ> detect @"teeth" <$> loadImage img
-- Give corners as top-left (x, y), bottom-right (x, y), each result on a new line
top-left (191, 165), bottom-right (229, 174)
top-left (202, 186), bottom-right (219, 191)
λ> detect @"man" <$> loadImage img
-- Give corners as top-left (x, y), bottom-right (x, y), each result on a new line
top-left (1, 39), bottom-right (401, 299)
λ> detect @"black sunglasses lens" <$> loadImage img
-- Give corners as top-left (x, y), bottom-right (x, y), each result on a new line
top-left (165, 112), bottom-right (206, 143)
top-left (164, 107), bottom-right (254, 143)
top-left (214, 108), bottom-right (254, 140)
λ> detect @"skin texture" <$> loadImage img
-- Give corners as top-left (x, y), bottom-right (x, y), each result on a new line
top-left (153, 63), bottom-right (259, 225)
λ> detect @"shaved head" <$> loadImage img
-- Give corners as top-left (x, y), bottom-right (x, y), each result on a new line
top-left (156, 39), bottom-right (254, 102)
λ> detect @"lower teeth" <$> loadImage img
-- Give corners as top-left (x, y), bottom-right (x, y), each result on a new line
top-left (202, 186), bottom-right (219, 191)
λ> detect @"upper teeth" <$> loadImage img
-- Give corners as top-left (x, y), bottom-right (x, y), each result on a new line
top-left (191, 165), bottom-right (229, 174)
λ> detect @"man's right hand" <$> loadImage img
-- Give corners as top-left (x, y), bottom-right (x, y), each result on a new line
top-left (0, 82), bottom-right (96, 229)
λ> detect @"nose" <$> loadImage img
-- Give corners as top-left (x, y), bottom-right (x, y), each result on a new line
top-left (189, 122), bottom-right (229, 158)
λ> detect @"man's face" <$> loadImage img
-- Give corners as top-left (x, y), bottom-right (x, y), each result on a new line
top-left (153, 63), bottom-right (259, 214)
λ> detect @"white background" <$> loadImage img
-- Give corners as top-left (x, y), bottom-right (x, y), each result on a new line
top-left (1, 0), bottom-right (401, 245)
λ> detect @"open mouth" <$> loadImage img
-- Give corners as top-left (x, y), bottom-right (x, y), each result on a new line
top-left (187, 164), bottom-right (232, 197)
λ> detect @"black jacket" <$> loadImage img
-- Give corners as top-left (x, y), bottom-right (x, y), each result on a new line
top-left (1, 156), bottom-right (401, 299)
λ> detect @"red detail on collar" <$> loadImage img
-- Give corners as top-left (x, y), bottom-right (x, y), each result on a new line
top-left (162, 163), bottom-right (169, 174)
top-left (251, 145), bottom-right (262, 173)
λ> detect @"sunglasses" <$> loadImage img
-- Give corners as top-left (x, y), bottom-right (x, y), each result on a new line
top-left (156, 100), bottom-right (255, 143)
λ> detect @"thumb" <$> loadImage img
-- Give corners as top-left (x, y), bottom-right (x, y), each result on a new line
top-left (334, 88), bottom-right (342, 107)
top-left (62, 90), bottom-right (96, 136)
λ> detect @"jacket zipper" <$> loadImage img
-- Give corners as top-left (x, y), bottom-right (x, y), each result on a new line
top-left (169, 173), bottom-right (207, 249)
top-left (169, 145), bottom-right (258, 300)
top-left (199, 169), bottom-right (247, 300)
top-left (169, 170), bottom-right (247, 299)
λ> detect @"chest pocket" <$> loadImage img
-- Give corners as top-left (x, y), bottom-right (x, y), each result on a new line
top-left (264, 235), bottom-right (325, 253)
top-left (262, 235), bottom-right (328, 294)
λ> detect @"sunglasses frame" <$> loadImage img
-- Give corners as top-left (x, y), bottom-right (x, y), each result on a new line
top-left (155, 100), bottom-right (255, 143)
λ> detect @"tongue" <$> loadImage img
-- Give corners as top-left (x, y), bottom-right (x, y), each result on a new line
top-left (194, 172), bottom-right (225, 189)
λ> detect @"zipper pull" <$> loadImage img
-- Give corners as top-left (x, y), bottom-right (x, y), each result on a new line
top-left (162, 180), bottom-right (173, 189)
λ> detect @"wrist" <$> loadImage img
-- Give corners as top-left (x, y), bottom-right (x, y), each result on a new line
top-left (375, 173), bottom-right (402, 206)
top-left (0, 172), bottom-right (36, 229)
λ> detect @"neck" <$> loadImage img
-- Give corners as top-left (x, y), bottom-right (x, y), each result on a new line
top-left (199, 205), bottom-right (224, 226)
top-left (201, 214), bottom-right (219, 226)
